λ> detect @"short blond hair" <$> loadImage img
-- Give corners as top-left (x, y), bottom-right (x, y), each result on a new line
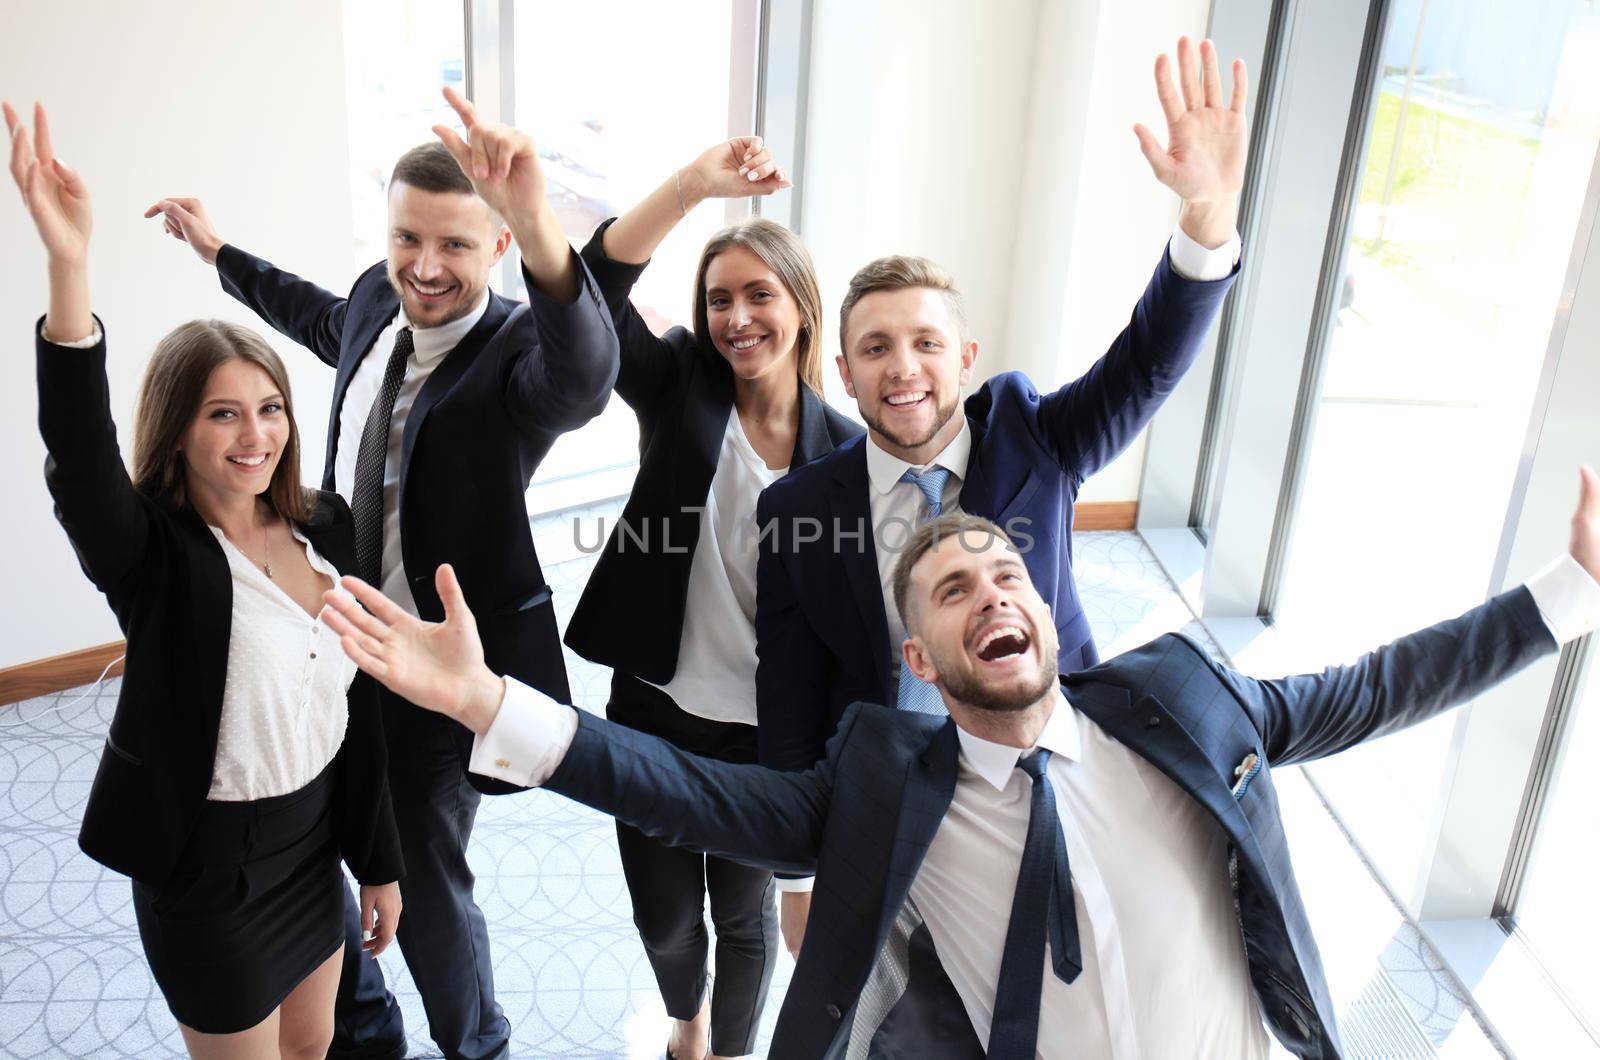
top-left (838, 255), bottom-right (968, 351)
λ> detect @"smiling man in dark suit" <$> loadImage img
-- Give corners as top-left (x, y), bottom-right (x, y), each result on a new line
top-left (148, 88), bottom-right (618, 1060)
top-left (320, 470), bottom-right (1600, 1058)
top-left (754, 36), bottom-right (1248, 954)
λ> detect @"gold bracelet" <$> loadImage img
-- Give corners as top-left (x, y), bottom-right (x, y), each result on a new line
top-left (674, 168), bottom-right (689, 217)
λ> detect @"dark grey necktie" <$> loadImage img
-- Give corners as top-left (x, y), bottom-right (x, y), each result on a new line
top-left (352, 327), bottom-right (413, 586)
top-left (988, 749), bottom-right (1083, 1060)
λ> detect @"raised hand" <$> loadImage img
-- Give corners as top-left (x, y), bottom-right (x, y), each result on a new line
top-left (1572, 465), bottom-right (1600, 583)
top-left (321, 564), bottom-right (507, 734)
top-left (5, 102), bottom-right (92, 267)
top-left (684, 135), bottom-right (789, 202)
top-left (143, 196), bottom-right (225, 265)
top-left (1136, 37), bottom-right (1248, 204)
top-left (431, 86), bottom-right (545, 230)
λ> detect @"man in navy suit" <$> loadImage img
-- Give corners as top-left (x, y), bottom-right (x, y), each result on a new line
top-left (755, 36), bottom-right (1248, 947)
top-left (321, 471), bottom-right (1600, 1058)
top-left (149, 89), bottom-right (618, 1060)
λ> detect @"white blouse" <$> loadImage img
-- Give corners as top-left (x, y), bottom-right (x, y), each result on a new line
top-left (206, 526), bottom-right (356, 802)
top-left (647, 411), bottom-right (786, 726)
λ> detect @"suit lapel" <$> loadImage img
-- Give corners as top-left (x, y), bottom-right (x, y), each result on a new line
top-left (829, 444), bottom-right (893, 696)
top-left (397, 294), bottom-right (512, 513)
top-left (792, 383), bottom-right (835, 467)
top-left (879, 721), bottom-right (961, 929)
top-left (178, 506), bottom-right (233, 751)
top-left (677, 353), bottom-right (734, 498)
top-left (955, 412), bottom-right (991, 513)
top-left (1065, 677), bottom-right (1272, 886)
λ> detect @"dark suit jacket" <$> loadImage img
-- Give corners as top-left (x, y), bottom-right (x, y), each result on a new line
top-left (563, 219), bottom-right (862, 681)
top-left (36, 321), bottom-right (403, 890)
top-left (216, 246), bottom-right (618, 790)
top-left (754, 250), bottom-right (1238, 774)
top-left (540, 583), bottom-right (1556, 1058)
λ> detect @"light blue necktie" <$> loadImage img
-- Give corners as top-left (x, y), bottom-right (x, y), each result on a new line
top-left (895, 466), bottom-right (952, 715)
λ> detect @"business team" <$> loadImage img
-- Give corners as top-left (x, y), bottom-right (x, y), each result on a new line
top-left (17, 29), bottom-right (1582, 1060)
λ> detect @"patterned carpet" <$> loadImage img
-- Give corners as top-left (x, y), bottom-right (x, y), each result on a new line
top-left (0, 516), bottom-right (1323, 1058)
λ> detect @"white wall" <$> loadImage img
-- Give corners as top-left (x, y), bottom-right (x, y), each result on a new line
top-left (0, 0), bottom-right (355, 668)
top-left (800, 0), bottom-right (1213, 502)
top-left (799, 0), bottom-right (1041, 411)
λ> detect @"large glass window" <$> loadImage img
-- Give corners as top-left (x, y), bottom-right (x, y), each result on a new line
top-left (1274, 0), bottom-right (1600, 895)
top-left (513, 0), bottom-right (759, 511)
top-left (1514, 641), bottom-right (1600, 1027)
top-left (341, 0), bottom-right (466, 273)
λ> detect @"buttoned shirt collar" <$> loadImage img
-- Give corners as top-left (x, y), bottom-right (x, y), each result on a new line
top-left (399, 289), bottom-right (491, 367)
top-left (955, 688), bottom-right (1082, 793)
top-left (865, 417), bottom-right (972, 496)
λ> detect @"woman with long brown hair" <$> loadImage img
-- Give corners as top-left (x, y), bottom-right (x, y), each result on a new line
top-left (8, 102), bottom-right (403, 1060)
top-left (559, 140), bottom-right (860, 1059)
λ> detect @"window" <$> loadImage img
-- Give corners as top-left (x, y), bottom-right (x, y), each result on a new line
top-left (511, 0), bottom-right (761, 511)
top-left (341, 0), bottom-right (466, 273)
top-left (1513, 640), bottom-right (1600, 1027)
top-left (1274, 0), bottom-right (1600, 895)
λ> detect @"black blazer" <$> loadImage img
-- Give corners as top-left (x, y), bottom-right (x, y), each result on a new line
top-left (35, 321), bottom-right (403, 889)
top-left (216, 246), bottom-right (619, 788)
top-left (563, 219), bottom-right (862, 683)
top-left (544, 584), bottom-right (1555, 1058)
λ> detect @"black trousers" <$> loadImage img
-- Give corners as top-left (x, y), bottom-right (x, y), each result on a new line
top-left (330, 693), bottom-right (509, 1060)
top-left (608, 673), bottom-right (779, 1057)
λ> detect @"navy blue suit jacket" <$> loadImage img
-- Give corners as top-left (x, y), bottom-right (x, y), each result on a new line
top-left (541, 585), bottom-right (1556, 1058)
top-left (216, 246), bottom-right (618, 792)
top-left (753, 249), bottom-right (1237, 775)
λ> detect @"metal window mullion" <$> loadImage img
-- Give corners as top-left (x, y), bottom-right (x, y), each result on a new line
top-left (1255, 0), bottom-right (1395, 618)
top-left (1496, 634), bottom-right (1597, 921)
top-left (1188, 0), bottom-right (1296, 532)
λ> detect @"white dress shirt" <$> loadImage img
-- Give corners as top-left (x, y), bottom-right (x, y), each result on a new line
top-left (207, 526), bottom-right (357, 801)
top-left (867, 224), bottom-right (1242, 671)
top-left (332, 293), bottom-right (490, 617)
top-left (646, 410), bottom-right (787, 725)
top-left (466, 554), bottom-right (1600, 1055)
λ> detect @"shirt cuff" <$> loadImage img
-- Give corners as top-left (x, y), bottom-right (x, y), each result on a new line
top-left (46, 321), bottom-right (104, 348)
top-left (774, 875), bottom-right (815, 893)
top-left (1526, 554), bottom-right (1600, 645)
top-left (467, 678), bottom-right (580, 787)
top-left (1167, 223), bottom-right (1241, 282)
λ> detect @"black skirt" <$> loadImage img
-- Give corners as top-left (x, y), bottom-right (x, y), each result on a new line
top-left (131, 761), bottom-right (344, 1034)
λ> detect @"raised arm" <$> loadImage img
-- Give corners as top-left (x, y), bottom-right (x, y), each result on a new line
top-left (602, 136), bottom-right (787, 266)
top-left (146, 194), bottom-right (350, 367)
top-left (8, 101), bottom-right (151, 590)
top-left (1041, 38), bottom-right (1247, 482)
top-left (1223, 468), bottom-right (1600, 766)
top-left (579, 138), bottom-right (789, 416)
top-left (431, 87), bottom-right (619, 434)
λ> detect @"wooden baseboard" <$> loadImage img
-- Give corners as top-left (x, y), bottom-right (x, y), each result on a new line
top-left (0, 641), bottom-right (126, 707)
top-left (1076, 500), bottom-right (1138, 531)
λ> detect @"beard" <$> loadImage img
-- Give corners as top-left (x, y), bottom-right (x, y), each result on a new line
top-left (926, 640), bottom-right (1059, 714)
top-left (387, 271), bottom-right (484, 329)
top-left (861, 388), bottom-right (961, 451)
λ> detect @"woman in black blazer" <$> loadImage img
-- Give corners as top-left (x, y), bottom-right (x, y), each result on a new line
top-left (9, 104), bottom-right (402, 1059)
top-left (562, 138), bottom-right (860, 1060)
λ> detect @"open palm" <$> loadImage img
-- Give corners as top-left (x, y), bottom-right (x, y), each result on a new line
top-left (1135, 38), bottom-right (1249, 205)
top-left (5, 102), bottom-right (92, 265)
top-left (322, 565), bottom-right (490, 719)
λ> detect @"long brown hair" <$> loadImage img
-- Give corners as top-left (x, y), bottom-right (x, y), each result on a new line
top-left (131, 320), bottom-right (312, 523)
top-left (691, 218), bottom-right (825, 394)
